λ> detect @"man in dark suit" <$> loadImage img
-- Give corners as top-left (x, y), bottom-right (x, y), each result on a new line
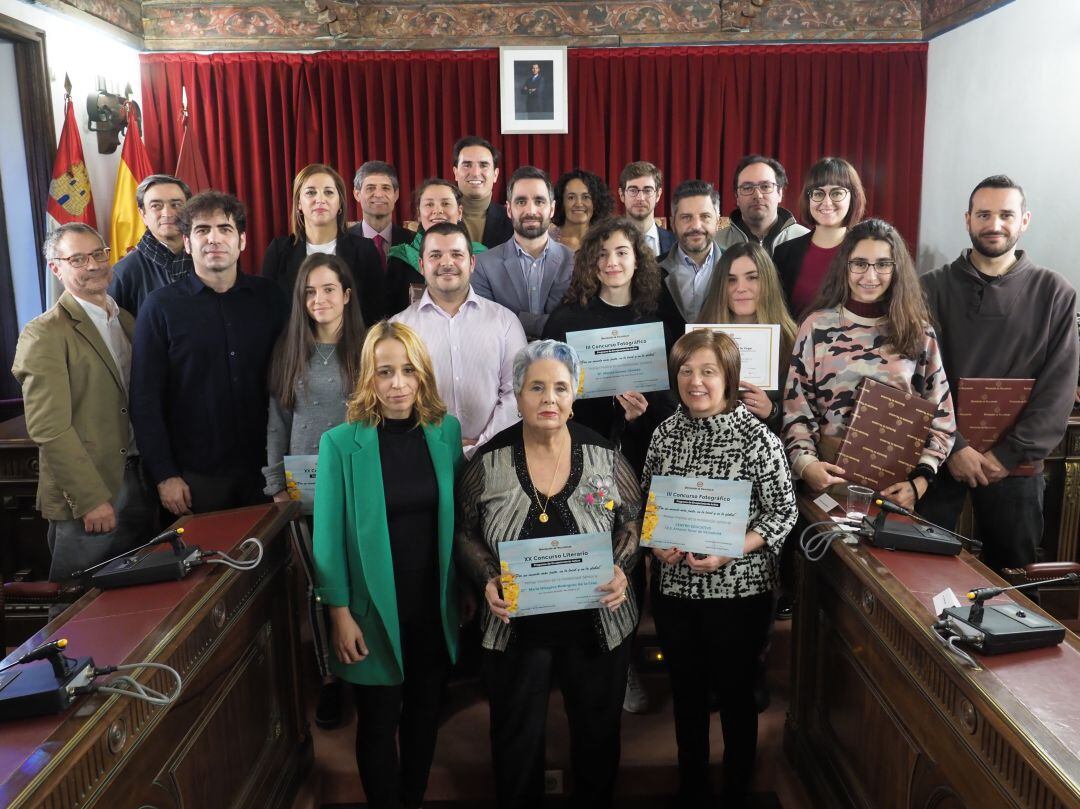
top-left (452, 135), bottom-right (514, 249)
top-left (619, 161), bottom-right (675, 257)
top-left (348, 160), bottom-right (413, 267)
top-left (521, 63), bottom-right (545, 117)
top-left (12, 223), bottom-right (157, 581)
top-left (472, 166), bottom-right (572, 339)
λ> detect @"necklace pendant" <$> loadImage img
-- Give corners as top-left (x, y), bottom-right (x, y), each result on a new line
top-left (539, 513), bottom-right (549, 524)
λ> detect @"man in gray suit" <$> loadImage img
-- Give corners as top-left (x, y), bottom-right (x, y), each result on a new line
top-left (472, 165), bottom-right (572, 339)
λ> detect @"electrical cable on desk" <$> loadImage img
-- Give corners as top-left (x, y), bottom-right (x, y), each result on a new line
top-left (73, 661), bottom-right (183, 706)
top-left (799, 519), bottom-right (872, 562)
top-left (930, 620), bottom-right (981, 670)
top-left (200, 537), bottom-right (264, 571)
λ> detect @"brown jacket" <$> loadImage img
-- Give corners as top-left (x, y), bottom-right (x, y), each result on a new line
top-left (11, 291), bottom-right (135, 520)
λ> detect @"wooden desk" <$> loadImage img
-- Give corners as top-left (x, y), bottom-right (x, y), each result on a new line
top-left (0, 415), bottom-right (49, 582)
top-left (0, 503), bottom-right (310, 809)
top-left (787, 499), bottom-right (1080, 809)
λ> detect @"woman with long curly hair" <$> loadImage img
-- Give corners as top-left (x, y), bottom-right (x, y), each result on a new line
top-left (549, 168), bottom-right (615, 253)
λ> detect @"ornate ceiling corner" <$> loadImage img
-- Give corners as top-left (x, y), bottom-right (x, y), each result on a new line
top-left (921, 0), bottom-right (1013, 39)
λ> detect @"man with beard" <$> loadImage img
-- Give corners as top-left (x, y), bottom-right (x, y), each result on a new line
top-left (391, 222), bottom-right (525, 458)
top-left (472, 166), bottom-right (573, 339)
top-left (919, 175), bottom-right (1078, 571)
top-left (131, 191), bottom-right (288, 515)
top-left (619, 161), bottom-right (675, 256)
top-left (716, 155), bottom-right (808, 254)
top-left (659, 179), bottom-right (723, 322)
top-left (108, 174), bottom-right (193, 317)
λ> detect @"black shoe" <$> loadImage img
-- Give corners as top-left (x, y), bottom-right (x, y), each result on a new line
top-left (315, 680), bottom-right (345, 729)
top-left (774, 593), bottom-right (794, 620)
top-left (754, 672), bottom-right (771, 714)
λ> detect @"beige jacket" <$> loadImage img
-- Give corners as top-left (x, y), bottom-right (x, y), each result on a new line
top-left (11, 291), bottom-right (135, 520)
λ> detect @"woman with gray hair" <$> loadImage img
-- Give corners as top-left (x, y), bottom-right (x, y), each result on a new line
top-left (456, 339), bottom-right (642, 809)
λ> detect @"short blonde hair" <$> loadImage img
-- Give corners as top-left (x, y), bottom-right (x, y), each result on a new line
top-left (345, 321), bottom-right (447, 427)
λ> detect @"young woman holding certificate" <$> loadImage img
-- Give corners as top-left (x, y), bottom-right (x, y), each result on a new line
top-left (643, 329), bottom-right (797, 808)
top-left (263, 253), bottom-right (365, 729)
top-left (698, 242), bottom-right (798, 434)
top-left (782, 218), bottom-right (956, 510)
top-left (455, 340), bottom-right (641, 809)
top-left (313, 322), bottom-right (463, 809)
top-left (542, 216), bottom-right (684, 474)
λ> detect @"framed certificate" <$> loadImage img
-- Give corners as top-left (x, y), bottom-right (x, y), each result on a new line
top-left (497, 532), bottom-right (614, 617)
top-left (641, 476), bottom-right (752, 557)
top-left (565, 321), bottom-right (669, 399)
top-left (283, 454), bottom-right (318, 516)
top-left (686, 323), bottom-right (782, 390)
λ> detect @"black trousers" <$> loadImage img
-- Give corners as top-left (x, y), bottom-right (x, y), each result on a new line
top-left (482, 637), bottom-right (631, 809)
top-left (183, 468), bottom-right (268, 514)
top-left (918, 470), bottom-right (1045, 571)
top-left (653, 589), bottom-right (773, 807)
top-left (352, 611), bottom-right (451, 809)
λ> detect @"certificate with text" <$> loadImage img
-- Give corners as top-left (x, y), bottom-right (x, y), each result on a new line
top-left (686, 323), bottom-right (782, 390)
top-left (497, 532), bottom-right (614, 617)
top-left (641, 476), bottom-right (751, 557)
top-left (283, 454), bottom-right (318, 516)
top-left (566, 321), bottom-right (669, 399)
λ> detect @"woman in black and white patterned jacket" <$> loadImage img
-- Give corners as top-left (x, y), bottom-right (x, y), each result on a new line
top-left (642, 328), bottom-right (797, 808)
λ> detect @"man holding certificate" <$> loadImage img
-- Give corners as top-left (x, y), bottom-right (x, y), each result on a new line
top-left (642, 329), bottom-right (796, 808)
top-left (455, 339), bottom-right (641, 809)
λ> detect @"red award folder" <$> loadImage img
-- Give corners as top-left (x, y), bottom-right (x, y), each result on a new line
top-left (956, 378), bottom-right (1036, 475)
top-left (835, 378), bottom-right (936, 490)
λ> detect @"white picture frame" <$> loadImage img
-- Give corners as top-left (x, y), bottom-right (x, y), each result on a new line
top-left (499, 46), bottom-right (568, 134)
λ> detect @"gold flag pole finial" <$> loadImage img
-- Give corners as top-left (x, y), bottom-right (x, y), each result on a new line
top-left (181, 85), bottom-right (188, 121)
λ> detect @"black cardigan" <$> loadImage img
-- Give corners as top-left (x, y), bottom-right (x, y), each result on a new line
top-left (771, 231), bottom-right (813, 311)
top-left (261, 232), bottom-right (386, 326)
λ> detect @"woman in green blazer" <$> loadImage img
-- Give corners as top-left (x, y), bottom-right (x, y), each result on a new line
top-left (313, 321), bottom-right (463, 809)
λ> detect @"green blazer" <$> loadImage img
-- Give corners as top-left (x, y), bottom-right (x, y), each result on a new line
top-left (11, 291), bottom-right (135, 520)
top-left (312, 415), bottom-right (464, 685)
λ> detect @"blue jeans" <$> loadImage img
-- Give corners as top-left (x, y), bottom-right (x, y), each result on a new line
top-left (917, 470), bottom-right (1045, 571)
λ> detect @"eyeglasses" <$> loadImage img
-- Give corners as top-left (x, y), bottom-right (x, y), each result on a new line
top-left (847, 259), bottom-right (895, 275)
top-left (53, 248), bottom-right (111, 269)
top-left (624, 186), bottom-right (657, 198)
top-left (736, 182), bottom-right (779, 197)
top-left (808, 187), bottom-right (850, 203)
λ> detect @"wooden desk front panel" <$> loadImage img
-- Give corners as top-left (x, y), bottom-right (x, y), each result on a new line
top-left (788, 542), bottom-right (1079, 809)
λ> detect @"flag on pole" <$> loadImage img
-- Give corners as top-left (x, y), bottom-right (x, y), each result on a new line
top-left (47, 87), bottom-right (97, 231)
top-left (109, 105), bottom-right (155, 258)
top-left (175, 86), bottom-right (211, 194)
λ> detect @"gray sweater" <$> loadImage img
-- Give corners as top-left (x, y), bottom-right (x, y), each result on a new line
top-left (263, 345), bottom-right (349, 495)
top-left (921, 250), bottom-right (1078, 471)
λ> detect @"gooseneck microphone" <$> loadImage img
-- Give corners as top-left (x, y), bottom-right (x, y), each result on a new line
top-left (871, 495), bottom-right (982, 553)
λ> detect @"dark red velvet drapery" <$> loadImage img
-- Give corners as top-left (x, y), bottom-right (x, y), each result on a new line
top-left (140, 45), bottom-right (926, 275)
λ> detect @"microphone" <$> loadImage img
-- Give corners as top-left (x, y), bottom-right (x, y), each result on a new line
top-left (13, 639), bottom-right (67, 666)
top-left (871, 495), bottom-right (982, 552)
top-left (967, 572), bottom-right (1080, 604)
top-left (72, 527), bottom-right (187, 579)
top-left (872, 496), bottom-right (913, 517)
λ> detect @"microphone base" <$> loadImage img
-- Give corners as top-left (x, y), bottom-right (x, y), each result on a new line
top-left (0, 656), bottom-right (95, 721)
top-left (942, 604), bottom-right (1065, 654)
top-left (866, 515), bottom-right (963, 556)
top-left (90, 546), bottom-right (201, 589)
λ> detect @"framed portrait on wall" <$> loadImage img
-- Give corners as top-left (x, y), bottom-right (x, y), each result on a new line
top-left (499, 46), bottom-right (568, 134)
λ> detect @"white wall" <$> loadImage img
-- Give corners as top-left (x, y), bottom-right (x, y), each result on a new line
top-left (919, 0), bottom-right (1080, 287)
top-left (0, 0), bottom-right (143, 240)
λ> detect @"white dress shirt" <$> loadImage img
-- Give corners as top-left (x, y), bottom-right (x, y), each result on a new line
top-left (642, 222), bottom-right (660, 256)
top-left (78, 295), bottom-right (137, 453)
top-left (391, 287), bottom-right (527, 458)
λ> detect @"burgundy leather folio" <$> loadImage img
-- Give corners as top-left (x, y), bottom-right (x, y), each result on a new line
top-left (836, 378), bottom-right (935, 490)
top-left (956, 377), bottom-right (1036, 475)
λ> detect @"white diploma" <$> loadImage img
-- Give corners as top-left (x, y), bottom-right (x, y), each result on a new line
top-left (283, 454), bottom-right (318, 516)
top-left (565, 321), bottom-right (670, 398)
top-left (685, 323), bottom-right (782, 390)
top-left (497, 532), bottom-right (615, 616)
top-left (641, 476), bottom-right (752, 557)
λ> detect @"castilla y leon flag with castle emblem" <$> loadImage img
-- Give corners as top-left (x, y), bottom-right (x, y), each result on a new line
top-left (47, 98), bottom-right (96, 231)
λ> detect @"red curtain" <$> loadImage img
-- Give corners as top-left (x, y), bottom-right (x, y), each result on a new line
top-left (140, 45), bottom-right (926, 275)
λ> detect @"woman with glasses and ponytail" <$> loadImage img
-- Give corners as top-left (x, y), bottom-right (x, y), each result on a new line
top-left (773, 157), bottom-right (866, 318)
top-left (782, 218), bottom-right (956, 512)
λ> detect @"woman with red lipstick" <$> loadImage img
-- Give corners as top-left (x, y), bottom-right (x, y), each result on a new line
top-left (644, 329), bottom-right (797, 808)
top-left (773, 157), bottom-right (867, 318)
top-left (782, 218), bottom-right (956, 510)
top-left (698, 242), bottom-right (797, 434)
top-left (313, 321), bottom-right (463, 809)
top-left (263, 252), bottom-right (365, 729)
top-left (456, 339), bottom-right (641, 809)
top-left (549, 169), bottom-right (614, 253)
top-left (262, 163), bottom-right (386, 324)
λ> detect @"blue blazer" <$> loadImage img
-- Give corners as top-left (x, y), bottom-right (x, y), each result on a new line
top-left (313, 415), bottom-right (464, 685)
top-left (471, 236), bottom-right (574, 339)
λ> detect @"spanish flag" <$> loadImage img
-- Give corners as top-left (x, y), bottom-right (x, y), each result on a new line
top-left (109, 110), bottom-right (154, 258)
top-left (47, 97), bottom-right (96, 230)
